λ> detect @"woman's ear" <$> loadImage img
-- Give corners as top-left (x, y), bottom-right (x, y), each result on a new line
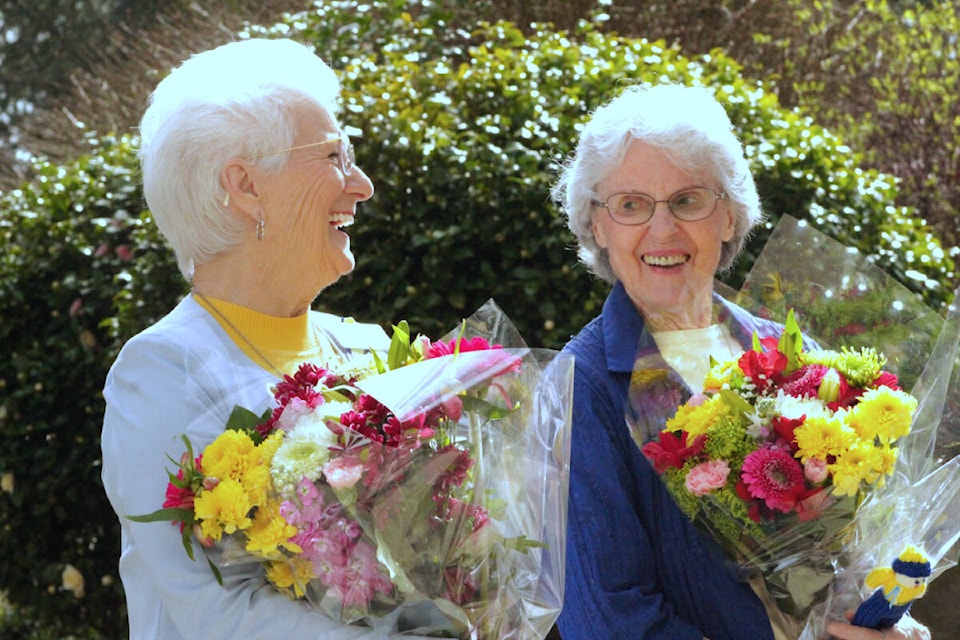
top-left (220, 159), bottom-right (261, 222)
top-left (592, 213), bottom-right (609, 249)
top-left (720, 205), bottom-right (735, 243)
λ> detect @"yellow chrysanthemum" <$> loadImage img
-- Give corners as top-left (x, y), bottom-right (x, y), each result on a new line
top-left (875, 443), bottom-right (900, 477)
top-left (848, 387), bottom-right (917, 444)
top-left (245, 499), bottom-right (301, 559)
top-left (239, 463), bottom-right (271, 504)
top-left (258, 431), bottom-right (285, 464)
top-left (841, 442), bottom-right (889, 485)
top-left (666, 395), bottom-right (726, 438)
top-left (266, 557), bottom-right (314, 599)
top-left (829, 442), bottom-right (878, 496)
top-left (794, 414), bottom-right (856, 464)
top-left (194, 478), bottom-right (254, 541)
top-left (202, 430), bottom-right (259, 482)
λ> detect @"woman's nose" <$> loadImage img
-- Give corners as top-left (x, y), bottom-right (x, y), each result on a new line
top-left (347, 165), bottom-right (375, 202)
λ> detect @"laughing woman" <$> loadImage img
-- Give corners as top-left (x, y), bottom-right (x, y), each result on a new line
top-left (550, 83), bottom-right (930, 640)
top-left (100, 38), bottom-right (432, 639)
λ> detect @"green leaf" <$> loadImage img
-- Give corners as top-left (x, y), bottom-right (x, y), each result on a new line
top-left (224, 405), bottom-right (271, 439)
top-left (387, 320), bottom-right (412, 370)
top-left (718, 388), bottom-right (754, 420)
top-left (126, 507), bottom-right (193, 524)
top-left (779, 309), bottom-right (804, 373)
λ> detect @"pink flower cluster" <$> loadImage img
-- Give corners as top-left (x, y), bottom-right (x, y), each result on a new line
top-left (281, 479), bottom-right (393, 607)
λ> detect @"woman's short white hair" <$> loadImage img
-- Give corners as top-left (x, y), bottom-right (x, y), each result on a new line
top-left (138, 38), bottom-right (341, 279)
top-left (551, 83), bottom-right (763, 284)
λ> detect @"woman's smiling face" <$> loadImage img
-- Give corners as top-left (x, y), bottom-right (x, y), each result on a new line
top-left (254, 103), bottom-right (374, 294)
top-left (592, 140), bottom-right (734, 330)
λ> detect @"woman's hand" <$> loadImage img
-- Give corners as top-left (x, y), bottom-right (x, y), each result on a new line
top-left (826, 612), bottom-right (930, 640)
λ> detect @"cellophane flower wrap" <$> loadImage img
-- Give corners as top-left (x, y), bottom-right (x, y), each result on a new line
top-left (132, 301), bottom-right (574, 639)
top-left (632, 216), bottom-right (960, 639)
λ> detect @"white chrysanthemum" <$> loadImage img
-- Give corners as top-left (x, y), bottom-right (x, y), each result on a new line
top-left (774, 390), bottom-right (833, 421)
top-left (271, 414), bottom-right (340, 495)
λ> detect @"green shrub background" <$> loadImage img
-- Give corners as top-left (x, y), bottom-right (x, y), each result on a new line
top-left (0, 0), bottom-right (956, 636)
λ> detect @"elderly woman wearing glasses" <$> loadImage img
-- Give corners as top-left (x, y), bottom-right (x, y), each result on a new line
top-left (100, 39), bottom-right (435, 639)
top-left (550, 84), bottom-right (930, 640)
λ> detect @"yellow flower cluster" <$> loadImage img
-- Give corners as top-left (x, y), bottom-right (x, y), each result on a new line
top-left (793, 385), bottom-right (916, 497)
top-left (666, 395), bottom-right (731, 438)
top-left (193, 430), bottom-right (295, 556)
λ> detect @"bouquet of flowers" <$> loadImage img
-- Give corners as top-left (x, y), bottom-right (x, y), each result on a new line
top-left (637, 216), bottom-right (960, 639)
top-left (639, 310), bottom-right (918, 627)
top-left (132, 302), bottom-right (573, 639)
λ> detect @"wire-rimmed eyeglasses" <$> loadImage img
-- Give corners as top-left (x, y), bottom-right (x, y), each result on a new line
top-left (592, 187), bottom-right (725, 226)
top-left (249, 131), bottom-right (355, 176)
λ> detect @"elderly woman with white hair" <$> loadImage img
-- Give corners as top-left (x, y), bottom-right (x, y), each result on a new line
top-left (100, 39), bottom-right (433, 639)
top-left (550, 84), bottom-right (930, 640)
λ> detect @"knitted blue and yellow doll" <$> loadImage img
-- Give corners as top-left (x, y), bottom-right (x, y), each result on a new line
top-left (851, 545), bottom-right (932, 629)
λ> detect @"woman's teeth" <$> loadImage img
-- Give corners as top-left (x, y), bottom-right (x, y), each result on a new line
top-left (642, 254), bottom-right (689, 266)
top-left (330, 213), bottom-right (354, 229)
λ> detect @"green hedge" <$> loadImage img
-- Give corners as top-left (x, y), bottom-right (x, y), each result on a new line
top-left (0, 0), bottom-right (953, 635)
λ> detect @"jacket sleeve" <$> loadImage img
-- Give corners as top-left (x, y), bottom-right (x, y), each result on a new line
top-left (557, 347), bottom-right (774, 640)
top-left (101, 332), bottom-right (433, 640)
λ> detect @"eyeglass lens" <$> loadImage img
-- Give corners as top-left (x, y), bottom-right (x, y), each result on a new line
top-left (604, 187), bottom-right (719, 224)
top-left (339, 137), bottom-right (355, 176)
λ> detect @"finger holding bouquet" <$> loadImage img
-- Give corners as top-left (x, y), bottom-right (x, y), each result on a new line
top-left (550, 82), bottom-right (938, 640)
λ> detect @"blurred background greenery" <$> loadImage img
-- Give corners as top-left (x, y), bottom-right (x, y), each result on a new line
top-left (1, 0), bottom-right (959, 637)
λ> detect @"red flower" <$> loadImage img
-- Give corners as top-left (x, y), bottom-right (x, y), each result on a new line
top-left (828, 375), bottom-right (862, 410)
top-left (872, 370), bottom-right (901, 391)
top-left (772, 415), bottom-right (806, 448)
top-left (738, 348), bottom-right (788, 393)
top-left (641, 431), bottom-right (706, 473)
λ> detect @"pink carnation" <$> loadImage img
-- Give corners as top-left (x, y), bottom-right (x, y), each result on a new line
top-left (323, 457), bottom-right (365, 490)
top-left (684, 460), bottom-right (731, 497)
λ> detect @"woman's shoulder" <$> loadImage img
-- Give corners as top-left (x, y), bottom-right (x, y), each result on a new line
top-left (562, 314), bottom-right (604, 359)
top-left (108, 297), bottom-right (234, 376)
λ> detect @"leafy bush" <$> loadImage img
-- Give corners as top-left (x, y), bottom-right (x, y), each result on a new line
top-left (0, 134), bottom-right (149, 638)
top-left (0, 0), bottom-right (953, 635)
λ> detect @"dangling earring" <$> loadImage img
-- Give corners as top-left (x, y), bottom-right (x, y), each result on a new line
top-left (222, 192), bottom-right (230, 208)
top-left (256, 214), bottom-right (265, 241)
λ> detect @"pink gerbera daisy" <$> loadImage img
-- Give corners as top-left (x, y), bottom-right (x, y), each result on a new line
top-left (740, 447), bottom-right (806, 513)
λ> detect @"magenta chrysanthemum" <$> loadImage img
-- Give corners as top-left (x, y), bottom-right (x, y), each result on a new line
top-left (740, 447), bottom-right (806, 513)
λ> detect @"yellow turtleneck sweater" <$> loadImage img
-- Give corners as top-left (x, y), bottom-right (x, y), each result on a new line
top-left (193, 294), bottom-right (341, 376)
